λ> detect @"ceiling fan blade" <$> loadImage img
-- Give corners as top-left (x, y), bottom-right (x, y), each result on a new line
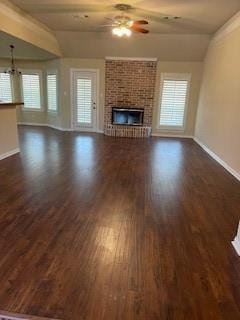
top-left (104, 17), bottom-right (115, 22)
top-left (133, 20), bottom-right (149, 25)
top-left (130, 26), bottom-right (149, 34)
top-left (99, 25), bottom-right (113, 27)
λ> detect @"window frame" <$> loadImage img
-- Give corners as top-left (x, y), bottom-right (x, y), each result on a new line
top-left (157, 73), bottom-right (191, 131)
top-left (0, 68), bottom-right (14, 103)
top-left (46, 70), bottom-right (58, 113)
top-left (20, 69), bottom-right (44, 112)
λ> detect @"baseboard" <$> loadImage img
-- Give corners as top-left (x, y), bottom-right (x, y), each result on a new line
top-left (232, 238), bottom-right (240, 256)
top-left (0, 309), bottom-right (61, 320)
top-left (48, 124), bottom-right (73, 132)
top-left (18, 122), bottom-right (47, 127)
top-left (152, 133), bottom-right (194, 138)
top-left (18, 122), bottom-right (105, 133)
top-left (18, 122), bottom-right (73, 132)
top-left (194, 137), bottom-right (240, 182)
top-left (0, 148), bottom-right (20, 161)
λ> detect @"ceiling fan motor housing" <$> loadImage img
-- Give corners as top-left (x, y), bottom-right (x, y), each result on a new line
top-left (115, 4), bottom-right (132, 11)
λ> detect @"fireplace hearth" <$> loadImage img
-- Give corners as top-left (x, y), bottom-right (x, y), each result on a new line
top-left (112, 107), bottom-right (144, 126)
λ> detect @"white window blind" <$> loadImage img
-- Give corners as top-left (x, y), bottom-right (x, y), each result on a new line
top-left (47, 74), bottom-right (57, 111)
top-left (22, 73), bottom-right (41, 109)
top-left (159, 76), bottom-right (190, 128)
top-left (0, 72), bottom-right (12, 103)
top-left (76, 78), bottom-right (92, 124)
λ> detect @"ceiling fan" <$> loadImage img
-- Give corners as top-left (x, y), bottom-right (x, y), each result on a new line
top-left (102, 4), bottom-right (149, 37)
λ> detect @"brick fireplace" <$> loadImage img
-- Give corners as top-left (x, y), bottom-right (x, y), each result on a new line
top-left (104, 59), bottom-right (157, 137)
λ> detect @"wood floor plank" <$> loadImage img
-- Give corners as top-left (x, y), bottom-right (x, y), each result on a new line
top-left (0, 125), bottom-right (240, 320)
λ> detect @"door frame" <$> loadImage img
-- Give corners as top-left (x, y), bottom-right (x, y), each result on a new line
top-left (70, 68), bottom-right (100, 132)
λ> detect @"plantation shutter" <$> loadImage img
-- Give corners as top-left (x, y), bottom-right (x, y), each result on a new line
top-left (0, 73), bottom-right (12, 103)
top-left (47, 74), bottom-right (57, 111)
top-left (76, 78), bottom-right (92, 125)
top-left (22, 73), bottom-right (41, 109)
top-left (159, 78), bottom-right (189, 127)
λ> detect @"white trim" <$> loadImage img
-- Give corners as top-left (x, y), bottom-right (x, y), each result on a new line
top-left (18, 122), bottom-right (47, 126)
top-left (48, 124), bottom-right (73, 131)
top-left (0, 314), bottom-right (26, 320)
top-left (18, 122), bottom-right (73, 132)
top-left (0, 148), bottom-right (20, 161)
top-left (232, 238), bottom-right (240, 256)
top-left (212, 11), bottom-right (240, 44)
top-left (152, 133), bottom-right (193, 138)
top-left (105, 56), bottom-right (157, 62)
top-left (194, 137), bottom-right (240, 182)
top-left (18, 122), bottom-right (105, 133)
top-left (232, 222), bottom-right (240, 256)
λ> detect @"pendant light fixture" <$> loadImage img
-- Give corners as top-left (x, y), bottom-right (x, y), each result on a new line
top-left (4, 45), bottom-right (21, 76)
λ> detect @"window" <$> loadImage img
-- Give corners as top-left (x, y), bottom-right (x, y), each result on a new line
top-left (0, 72), bottom-right (12, 103)
top-left (21, 71), bottom-right (42, 110)
top-left (47, 73), bottom-right (57, 112)
top-left (158, 73), bottom-right (191, 129)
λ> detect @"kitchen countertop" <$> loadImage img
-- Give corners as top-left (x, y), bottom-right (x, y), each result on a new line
top-left (0, 102), bottom-right (24, 108)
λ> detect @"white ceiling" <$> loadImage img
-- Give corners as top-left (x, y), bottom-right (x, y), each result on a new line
top-left (10, 0), bottom-right (240, 34)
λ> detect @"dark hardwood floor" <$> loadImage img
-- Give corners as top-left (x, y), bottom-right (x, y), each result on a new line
top-left (0, 126), bottom-right (240, 320)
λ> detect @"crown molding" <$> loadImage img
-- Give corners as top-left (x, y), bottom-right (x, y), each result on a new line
top-left (212, 11), bottom-right (240, 43)
top-left (105, 56), bottom-right (157, 62)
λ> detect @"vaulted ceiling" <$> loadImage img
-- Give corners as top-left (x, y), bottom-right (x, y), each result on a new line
top-left (0, 32), bottom-right (58, 60)
top-left (10, 0), bottom-right (240, 34)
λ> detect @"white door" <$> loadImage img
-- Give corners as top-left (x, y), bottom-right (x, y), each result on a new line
top-left (72, 70), bottom-right (98, 131)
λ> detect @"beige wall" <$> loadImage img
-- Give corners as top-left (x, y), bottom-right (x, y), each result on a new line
top-left (195, 24), bottom-right (240, 175)
top-left (0, 107), bottom-right (19, 157)
top-left (152, 61), bottom-right (203, 136)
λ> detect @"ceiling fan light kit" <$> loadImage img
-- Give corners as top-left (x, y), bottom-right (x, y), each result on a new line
top-left (112, 26), bottom-right (132, 37)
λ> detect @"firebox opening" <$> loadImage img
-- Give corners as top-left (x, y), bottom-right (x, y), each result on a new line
top-left (112, 108), bottom-right (144, 126)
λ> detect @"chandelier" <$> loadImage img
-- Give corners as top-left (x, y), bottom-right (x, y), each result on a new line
top-left (5, 45), bottom-right (21, 76)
